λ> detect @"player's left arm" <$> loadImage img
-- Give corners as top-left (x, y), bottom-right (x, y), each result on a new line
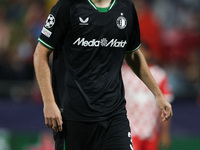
top-left (124, 49), bottom-right (173, 121)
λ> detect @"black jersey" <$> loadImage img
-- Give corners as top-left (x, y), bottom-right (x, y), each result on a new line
top-left (38, 0), bottom-right (141, 122)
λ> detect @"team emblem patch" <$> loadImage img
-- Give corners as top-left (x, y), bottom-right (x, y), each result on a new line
top-left (45, 14), bottom-right (55, 29)
top-left (116, 13), bottom-right (127, 29)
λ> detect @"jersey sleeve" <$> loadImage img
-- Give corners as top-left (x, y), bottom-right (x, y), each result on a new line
top-left (38, 0), bottom-right (70, 50)
top-left (126, 3), bottom-right (141, 53)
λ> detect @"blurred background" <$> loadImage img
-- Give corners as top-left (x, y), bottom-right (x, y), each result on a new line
top-left (0, 0), bottom-right (200, 149)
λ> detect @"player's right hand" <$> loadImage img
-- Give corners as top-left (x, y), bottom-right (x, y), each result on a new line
top-left (43, 101), bottom-right (63, 132)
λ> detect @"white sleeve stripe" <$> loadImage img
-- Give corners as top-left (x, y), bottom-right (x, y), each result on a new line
top-left (38, 38), bottom-right (55, 50)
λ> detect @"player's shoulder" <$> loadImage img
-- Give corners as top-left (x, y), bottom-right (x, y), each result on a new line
top-left (118, 0), bottom-right (134, 7)
top-left (54, 0), bottom-right (82, 10)
top-left (118, 0), bottom-right (137, 14)
top-left (51, 0), bottom-right (84, 16)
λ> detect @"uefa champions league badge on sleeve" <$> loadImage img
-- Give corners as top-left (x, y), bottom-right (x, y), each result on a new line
top-left (42, 14), bottom-right (55, 38)
top-left (116, 13), bottom-right (127, 29)
top-left (45, 14), bottom-right (55, 29)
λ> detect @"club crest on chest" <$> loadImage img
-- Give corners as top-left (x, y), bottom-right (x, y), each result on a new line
top-left (116, 13), bottom-right (127, 29)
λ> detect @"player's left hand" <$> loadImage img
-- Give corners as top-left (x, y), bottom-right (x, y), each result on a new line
top-left (155, 95), bottom-right (173, 122)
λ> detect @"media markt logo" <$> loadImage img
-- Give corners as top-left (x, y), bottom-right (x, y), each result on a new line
top-left (73, 38), bottom-right (127, 48)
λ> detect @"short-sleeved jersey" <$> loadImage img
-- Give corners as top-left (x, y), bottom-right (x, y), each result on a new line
top-left (38, 0), bottom-right (141, 122)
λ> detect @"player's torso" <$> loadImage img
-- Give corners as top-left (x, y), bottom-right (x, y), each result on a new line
top-left (53, 0), bottom-right (136, 121)
top-left (60, 0), bottom-right (134, 83)
top-left (68, 0), bottom-right (131, 47)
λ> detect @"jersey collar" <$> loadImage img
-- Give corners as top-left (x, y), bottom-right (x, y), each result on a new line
top-left (87, 0), bottom-right (116, 12)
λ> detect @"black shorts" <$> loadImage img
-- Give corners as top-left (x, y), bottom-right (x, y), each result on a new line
top-left (53, 114), bottom-right (133, 150)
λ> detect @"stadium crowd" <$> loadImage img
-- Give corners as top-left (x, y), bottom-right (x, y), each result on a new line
top-left (0, 0), bottom-right (199, 103)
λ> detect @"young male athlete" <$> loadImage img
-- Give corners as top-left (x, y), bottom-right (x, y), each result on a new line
top-left (33, 0), bottom-right (173, 149)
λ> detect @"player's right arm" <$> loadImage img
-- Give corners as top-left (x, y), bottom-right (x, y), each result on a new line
top-left (33, 43), bottom-right (62, 132)
top-left (33, 0), bottom-right (70, 132)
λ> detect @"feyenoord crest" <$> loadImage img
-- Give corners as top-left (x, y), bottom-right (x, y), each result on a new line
top-left (116, 13), bottom-right (127, 29)
top-left (45, 14), bottom-right (55, 29)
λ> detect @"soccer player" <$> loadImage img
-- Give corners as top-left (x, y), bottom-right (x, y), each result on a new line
top-left (33, 0), bottom-right (173, 150)
top-left (122, 43), bottom-right (174, 150)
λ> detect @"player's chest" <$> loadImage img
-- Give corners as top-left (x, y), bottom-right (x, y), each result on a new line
top-left (69, 6), bottom-right (131, 38)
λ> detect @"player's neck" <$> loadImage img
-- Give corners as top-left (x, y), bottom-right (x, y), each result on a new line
top-left (91, 0), bottom-right (112, 8)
